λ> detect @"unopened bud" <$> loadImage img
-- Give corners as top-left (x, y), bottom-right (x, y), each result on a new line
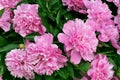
top-left (19, 44), bottom-right (25, 49)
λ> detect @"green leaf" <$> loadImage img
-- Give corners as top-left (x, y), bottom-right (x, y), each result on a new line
top-left (53, 28), bottom-right (59, 36)
top-left (0, 9), bottom-right (4, 17)
top-left (25, 33), bottom-right (39, 41)
top-left (58, 67), bottom-right (68, 79)
top-left (34, 74), bottom-right (42, 80)
top-left (56, 10), bottom-right (61, 25)
top-left (0, 44), bottom-right (18, 52)
top-left (36, 0), bottom-right (46, 8)
top-left (51, 2), bottom-right (62, 11)
top-left (47, 13), bottom-right (55, 21)
top-left (108, 58), bottom-right (117, 70)
top-left (0, 36), bottom-right (7, 47)
top-left (100, 42), bottom-right (110, 47)
top-left (0, 65), bottom-right (5, 75)
top-left (48, 0), bottom-right (59, 7)
top-left (0, 54), bottom-right (6, 75)
top-left (45, 76), bottom-right (55, 80)
top-left (67, 63), bottom-right (74, 78)
top-left (77, 62), bottom-right (90, 73)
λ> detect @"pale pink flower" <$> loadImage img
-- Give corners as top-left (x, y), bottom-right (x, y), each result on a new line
top-left (109, 13), bottom-right (120, 54)
top-left (5, 49), bottom-right (34, 80)
top-left (87, 0), bottom-right (112, 20)
top-left (114, 15), bottom-right (120, 32)
top-left (58, 19), bottom-right (98, 64)
top-left (0, 76), bottom-right (2, 80)
top-left (85, 0), bottom-right (120, 54)
top-left (62, 0), bottom-right (87, 14)
top-left (110, 38), bottom-right (120, 55)
top-left (86, 0), bottom-right (113, 32)
top-left (0, 0), bottom-right (21, 8)
top-left (26, 33), bottom-right (67, 75)
top-left (87, 54), bottom-right (114, 80)
top-left (114, 7), bottom-right (120, 32)
top-left (0, 8), bottom-right (13, 32)
top-left (98, 24), bottom-right (119, 42)
top-left (13, 4), bottom-right (46, 37)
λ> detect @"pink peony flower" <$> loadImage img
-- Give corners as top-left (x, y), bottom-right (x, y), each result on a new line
top-left (62, 0), bottom-right (87, 14)
top-left (86, 0), bottom-right (113, 32)
top-left (86, 0), bottom-right (120, 54)
top-left (114, 7), bottom-right (120, 32)
top-left (87, 0), bottom-right (112, 19)
top-left (5, 49), bottom-right (34, 80)
top-left (13, 4), bottom-right (46, 37)
top-left (58, 19), bottom-right (98, 64)
top-left (0, 76), bottom-right (2, 80)
top-left (0, 8), bottom-right (13, 32)
top-left (98, 24), bottom-right (119, 42)
top-left (26, 33), bottom-right (67, 75)
top-left (114, 15), bottom-right (120, 32)
top-left (87, 54), bottom-right (114, 80)
top-left (0, 0), bottom-right (21, 8)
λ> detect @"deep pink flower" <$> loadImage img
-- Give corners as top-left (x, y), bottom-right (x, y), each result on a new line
top-left (13, 4), bottom-right (46, 37)
top-left (0, 8), bottom-right (13, 32)
top-left (87, 54), bottom-right (114, 80)
top-left (26, 33), bottom-right (67, 75)
top-left (62, 0), bottom-right (87, 14)
top-left (0, 0), bottom-right (21, 8)
top-left (58, 19), bottom-right (98, 64)
top-left (5, 49), bottom-right (34, 80)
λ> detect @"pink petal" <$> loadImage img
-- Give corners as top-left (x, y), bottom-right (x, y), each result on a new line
top-left (58, 33), bottom-right (69, 44)
top-left (70, 50), bottom-right (81, 64)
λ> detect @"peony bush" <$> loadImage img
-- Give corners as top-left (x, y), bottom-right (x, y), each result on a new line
top-left (0, 0), bottom-right (120, 80)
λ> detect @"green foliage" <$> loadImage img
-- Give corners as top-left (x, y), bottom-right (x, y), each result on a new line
top-left (0, 9), bottom-right (4, 17)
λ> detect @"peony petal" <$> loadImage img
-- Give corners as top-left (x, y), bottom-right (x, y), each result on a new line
top-left (58, 33), bottom-right (69, 44)
top-left (70, 50), bottom-right (81, 64)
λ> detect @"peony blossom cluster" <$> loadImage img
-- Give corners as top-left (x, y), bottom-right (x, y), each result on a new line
top-left (3, 0), bottom-right (120, 79)
top-left (87, 54), bottom-right (114, 80)
top-left (13, 4), bottom-right (46, 37)
top-left (58, 19), bottom-right (98, 64)
top-left (5, 33), bottom-right (67, 79)
top-left (85, 0), bottom-right (120, 54)
top-left (62, 0), bottom-right (87, 14)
